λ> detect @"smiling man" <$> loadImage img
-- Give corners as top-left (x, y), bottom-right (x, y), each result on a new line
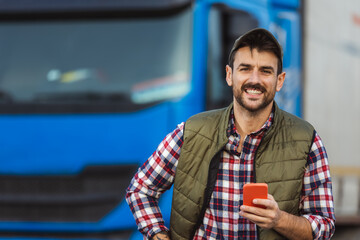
top-left (126, 28), bottom-right (335, 240)
top-left (227, 48), bottom-right (284, 112)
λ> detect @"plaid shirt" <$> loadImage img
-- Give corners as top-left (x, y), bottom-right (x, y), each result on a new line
top-left (126, 110), bottom-right (335, 239)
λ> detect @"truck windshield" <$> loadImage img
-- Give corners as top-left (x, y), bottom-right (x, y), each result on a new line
top-left (0, 8), bottom-right (192, 113)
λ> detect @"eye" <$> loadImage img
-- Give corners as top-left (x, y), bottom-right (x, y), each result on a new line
top-left (261, 69), bottom-right (272, 74)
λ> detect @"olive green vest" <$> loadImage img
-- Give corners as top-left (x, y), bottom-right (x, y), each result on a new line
top-left (170, 103), bottom-right (315, 240)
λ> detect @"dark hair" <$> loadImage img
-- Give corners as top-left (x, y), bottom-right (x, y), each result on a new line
top-left (228, 28), bottom-right (283, 75)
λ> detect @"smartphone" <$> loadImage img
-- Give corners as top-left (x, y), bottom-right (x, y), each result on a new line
top-left (243, 183), bottom-right (268, 208)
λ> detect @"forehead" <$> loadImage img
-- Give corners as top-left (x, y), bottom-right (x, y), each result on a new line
top-left (233, 46), bottom-right (278, 68)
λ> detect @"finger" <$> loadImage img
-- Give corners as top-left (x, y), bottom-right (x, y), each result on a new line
top-left (267, 194), bottom-right (275, 201)
top-left (240, 207), bottom-right (276, 229)
top-left (254, 196), bottom-right (277, 209)
top-left (240, 204), bottom-right (267, 216)
top-left (253, 198), bottom-right (271, 208)
top-left (241, 203), bottom-right (278, 223)
top-left (240, 208), bottom-right (269, 224)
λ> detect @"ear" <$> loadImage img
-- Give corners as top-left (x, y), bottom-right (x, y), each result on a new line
top-left (276, 72), bottom-right (286, 92)
top-left (225, 65), bottom-right (233, 87)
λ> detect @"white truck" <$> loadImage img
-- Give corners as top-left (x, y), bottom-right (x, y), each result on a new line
top-left (304, 0), bottom-right (360, 234)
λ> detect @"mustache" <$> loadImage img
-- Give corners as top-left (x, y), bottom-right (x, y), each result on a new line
top-left (241, 83), bottom-right (266, 93)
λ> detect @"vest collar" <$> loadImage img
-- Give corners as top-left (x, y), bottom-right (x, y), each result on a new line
top-left (225, 101), bottom-right (276, 138)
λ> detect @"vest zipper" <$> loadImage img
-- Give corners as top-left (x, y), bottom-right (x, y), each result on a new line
top-left (252, 132), bottom-right (267, 240)
top-left (253, 134), bottom-right (266, 183)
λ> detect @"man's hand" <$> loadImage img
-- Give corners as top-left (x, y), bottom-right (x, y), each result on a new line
top-left (152, 231), bottom-right (171, 240)
top-left (240, 194), bottom-right (281, 229)
top-left (240, 194), bottom-right (313, 240)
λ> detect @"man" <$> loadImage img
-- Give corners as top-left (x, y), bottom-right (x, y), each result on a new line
top-left (126, 28), bottom-right (335, 240)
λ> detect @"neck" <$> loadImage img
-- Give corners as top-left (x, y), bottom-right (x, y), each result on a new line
top-left (233, 101), bottom-right (273, 138)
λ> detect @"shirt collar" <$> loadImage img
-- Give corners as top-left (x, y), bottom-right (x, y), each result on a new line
top-left (226, 105), bottom-right (274, 138)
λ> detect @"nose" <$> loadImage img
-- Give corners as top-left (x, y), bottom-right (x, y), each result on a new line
top-left (248, 69), bottom-right (261, 83)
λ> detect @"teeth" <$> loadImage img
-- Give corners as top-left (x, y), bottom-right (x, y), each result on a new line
top-left (246, 89), bottom-right (262, 94)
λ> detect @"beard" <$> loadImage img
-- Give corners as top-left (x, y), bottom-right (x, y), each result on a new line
top-left (233, 83), bottom-right (276, 113)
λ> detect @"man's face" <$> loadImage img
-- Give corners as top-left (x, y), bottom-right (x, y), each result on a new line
top-left (225, 46), bottom-right (285, 113)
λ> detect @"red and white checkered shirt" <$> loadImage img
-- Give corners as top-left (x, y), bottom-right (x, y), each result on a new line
top-left (126, 110), bottom-right (335, 239)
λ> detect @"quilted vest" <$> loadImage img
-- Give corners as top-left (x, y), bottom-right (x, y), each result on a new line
top-left (170, 103), bottom-right (315, 240)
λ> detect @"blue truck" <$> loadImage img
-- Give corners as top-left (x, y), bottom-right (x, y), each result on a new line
top-left (0, 0), bottom-right (301, 239)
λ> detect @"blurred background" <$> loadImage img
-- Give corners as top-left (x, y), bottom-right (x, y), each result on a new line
top-left (0, 0), bottom-right (358, 239)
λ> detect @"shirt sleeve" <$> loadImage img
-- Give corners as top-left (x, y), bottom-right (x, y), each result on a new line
top-left (300, 131), bottom-right (336, 239)
top-left (125, 123), bottom-right (184, 239)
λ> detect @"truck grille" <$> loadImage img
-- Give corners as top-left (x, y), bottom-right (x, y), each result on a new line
top-left (0, 164), bottom-right (138, 222)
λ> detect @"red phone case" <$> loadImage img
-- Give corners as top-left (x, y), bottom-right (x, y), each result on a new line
top-left (243, 183), bottom-right (268, 208)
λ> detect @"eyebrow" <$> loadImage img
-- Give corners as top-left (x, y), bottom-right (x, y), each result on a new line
top-left (237, 63), bottom-right (275, 72)
top-left (236, 63), bottom-right (251, 69)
